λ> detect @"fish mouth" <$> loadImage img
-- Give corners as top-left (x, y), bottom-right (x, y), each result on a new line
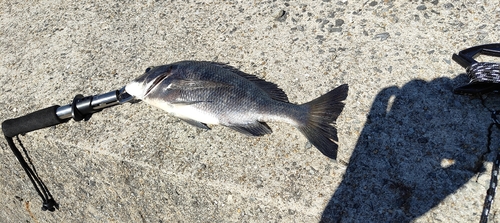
top-left (144, 71), bottom-right (171, 97)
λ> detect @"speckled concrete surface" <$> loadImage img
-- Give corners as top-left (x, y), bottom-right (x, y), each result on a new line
top-left (1, 0), bottom-right (499, 222)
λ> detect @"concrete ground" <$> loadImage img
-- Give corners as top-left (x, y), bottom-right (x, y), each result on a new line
top-left (1, 0), bottom-right (499, 222)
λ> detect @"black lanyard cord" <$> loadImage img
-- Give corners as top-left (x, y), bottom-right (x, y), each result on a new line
top-left (4, 135), bottom-right (58, 211)
top-left (2, 105), bottom-right (65, 212)
top-left (479, 96), bottom-right (500, 223)
top-left (480, 122), bottom-right (500, 223)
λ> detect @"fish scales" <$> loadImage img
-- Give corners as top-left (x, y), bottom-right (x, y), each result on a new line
top-left (125, 61), bottom-right (348, 159)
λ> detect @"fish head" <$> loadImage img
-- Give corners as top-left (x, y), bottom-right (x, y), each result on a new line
top-left (125, 65), bottom-right (175, 100)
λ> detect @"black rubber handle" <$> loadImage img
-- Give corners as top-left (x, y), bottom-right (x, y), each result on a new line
top-left (2, 105), bottom-right (67, 138)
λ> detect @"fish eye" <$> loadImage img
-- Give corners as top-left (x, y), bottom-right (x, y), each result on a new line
top-left (145, 67), bottom-right (152, 72)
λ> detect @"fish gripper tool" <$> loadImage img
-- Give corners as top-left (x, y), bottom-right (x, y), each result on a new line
top-left (1, 86), bottom-right (134, 211)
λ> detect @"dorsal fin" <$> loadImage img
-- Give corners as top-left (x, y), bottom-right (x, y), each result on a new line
top-left (210, 62), bottom-right (289, 102)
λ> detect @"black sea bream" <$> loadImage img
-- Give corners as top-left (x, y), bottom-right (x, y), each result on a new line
top-left (125, 61), bottom-right (348, 159)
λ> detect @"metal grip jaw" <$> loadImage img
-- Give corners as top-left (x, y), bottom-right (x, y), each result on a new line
top-left (56, 87), bottom-right (134, 121)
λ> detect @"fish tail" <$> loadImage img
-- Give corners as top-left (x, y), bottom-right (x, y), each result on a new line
top-left (297, 84), bottom-right (348, 159)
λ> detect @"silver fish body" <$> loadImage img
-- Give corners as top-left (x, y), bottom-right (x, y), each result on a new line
top-left (125, 61), bottom-right (348, 159)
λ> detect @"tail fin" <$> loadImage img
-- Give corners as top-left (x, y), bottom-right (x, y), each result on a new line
top-left (297, 84), bottom-right (348, 159)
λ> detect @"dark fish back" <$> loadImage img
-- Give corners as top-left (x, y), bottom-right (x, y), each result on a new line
top-left (172, 61), bottom-right (289, 103)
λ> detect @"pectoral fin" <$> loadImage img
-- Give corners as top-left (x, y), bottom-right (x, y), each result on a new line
top-left (171, 101), bottom-right (209, 105)
top-left (167, 79), bottom-right (232, 90)
top-left (227, 122), bottom-right (272, 136)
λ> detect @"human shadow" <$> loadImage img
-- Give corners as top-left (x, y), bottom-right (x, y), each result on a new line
top-left (321, 76), bottom-right (491, 222)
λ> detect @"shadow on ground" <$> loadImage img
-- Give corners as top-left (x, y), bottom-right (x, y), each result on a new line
top-left (321, 76), bottom-right (491, 222)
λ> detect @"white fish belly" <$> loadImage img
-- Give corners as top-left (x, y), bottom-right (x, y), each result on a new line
top-left (147, 99), bottom-right (220, 125)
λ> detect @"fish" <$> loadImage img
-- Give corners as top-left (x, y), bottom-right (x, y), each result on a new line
top-left (125, 61), bottom-right (348, 159)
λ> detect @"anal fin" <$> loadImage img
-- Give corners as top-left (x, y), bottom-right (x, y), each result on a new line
top-left (179, 118), bottom-right (211, 130)
top-left (227, 122), bottom-right (272, 136)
